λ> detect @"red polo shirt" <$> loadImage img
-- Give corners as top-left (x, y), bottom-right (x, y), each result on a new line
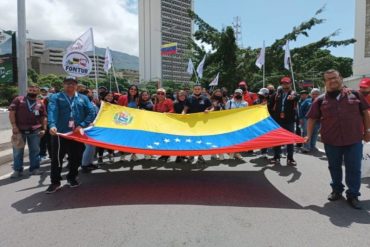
top-left (307, 89), bottom-right (369, 146)
top-left (8, 96), bottom-right (46, 131)
top-left (154, 98), bottom-right (174, 113)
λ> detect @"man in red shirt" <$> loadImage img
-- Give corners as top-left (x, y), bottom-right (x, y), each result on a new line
top-left (359, 77), bottom-right (370, 105)
top-left (238, 81), bottom-right (257, 106)
top-left (306, 69), bottom-right (370, 209)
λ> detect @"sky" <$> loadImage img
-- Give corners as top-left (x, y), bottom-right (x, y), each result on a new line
top-left (0, 0), bottom-right (355, 58)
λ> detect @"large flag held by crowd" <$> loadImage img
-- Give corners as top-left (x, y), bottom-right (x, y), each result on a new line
top-left (61, 102), bottom-right (304, 156)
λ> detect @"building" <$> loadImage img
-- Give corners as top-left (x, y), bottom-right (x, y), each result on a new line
top-left (88, 54), bottom-right (106, 79)
top-left (116, 69), bottom-right (139, 83)
top-left (345, 0), bottom-right (370, 88)
top-left (139, 0), bottom-right (193, 84)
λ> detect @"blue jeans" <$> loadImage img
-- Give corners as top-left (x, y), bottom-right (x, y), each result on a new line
top-left (310, 122), bottom-right (320, 150)
top-left (13, 131), bottom-right (41, 172)
top-left (273, 122), bottom-right (295, 160)
top-left (82, 144), bottom-right (96, 167)
top-left (301, 118), bottom-right (310, 150)
top-left (324, 142), bottom-right (363, 198)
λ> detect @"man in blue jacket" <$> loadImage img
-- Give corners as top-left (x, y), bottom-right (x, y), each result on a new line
top-left (46, 77), bottom-right (95, 193)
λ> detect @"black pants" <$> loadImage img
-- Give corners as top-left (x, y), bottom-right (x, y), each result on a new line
top-left (273, 122), bottom-right (295, 160)
top-left (50, 136), bottom-right (85, 184)
top-left (97, 147), bottom-right (114, 157)
top-left (39, 129), bottom-right (51, 157)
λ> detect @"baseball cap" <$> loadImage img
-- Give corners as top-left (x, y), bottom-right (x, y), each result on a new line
top-left (359, 78), bottom-right (370, 88)
top-left (280, 77), bottom-right (292, 84)
top-left (300, 90), bottom-right (309, 95)
top-left (257, 88), bottom-right (269, 97)
top-left (234, 89), bottom-right (243, 94)
top-left (63, 76), bottom-right (78, 84)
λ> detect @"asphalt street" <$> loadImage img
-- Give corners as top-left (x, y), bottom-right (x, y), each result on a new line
top-left (0, 150), bottom-right (369, 247)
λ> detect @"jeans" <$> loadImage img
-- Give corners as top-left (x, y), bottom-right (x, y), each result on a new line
top-left (13, 131), bottom-right (40, 172)
top-left (50, 135), bottom-right (85, 184)
top-left (310, 122), bottom-right (320, 150)
top-left (82, 144), bottom-right (96, 167)
top-left (324, 142), bottom-right (363, 198)
top-left (273, 122), bottom-right (295, 160)
top-left (301, 118), bottom-right (310, 150)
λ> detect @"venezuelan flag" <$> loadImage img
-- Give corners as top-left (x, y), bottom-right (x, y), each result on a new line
top-left (61, 102), bottom-right (304, 155)
top-left (161, 42), bottom-right (177, 56)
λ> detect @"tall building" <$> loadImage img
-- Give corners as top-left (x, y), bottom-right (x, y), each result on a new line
top-left (346, 0), bottom-right (370, 87)
top-left (88, 54), bottom-right (106, 79)
top-left (139, 0), bottom-right (193, 84)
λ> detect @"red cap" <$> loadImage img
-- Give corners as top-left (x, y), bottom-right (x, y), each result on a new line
top-left (239, 81), bottom-right (247, 86)
top-left (280, 76), bottom-right (292, 84)
top-left (359, 78), bottom-right (370, 88)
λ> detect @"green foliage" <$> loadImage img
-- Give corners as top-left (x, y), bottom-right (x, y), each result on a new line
top-left (0, 85), bottom-right (18, 106)
top-left (187, 6), bottom-right (355, 92)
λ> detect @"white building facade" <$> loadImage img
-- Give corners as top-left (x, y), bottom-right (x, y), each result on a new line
top-left (139, 0), bottom-right (193, 84)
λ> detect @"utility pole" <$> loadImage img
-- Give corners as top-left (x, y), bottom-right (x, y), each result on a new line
top-left (233, 16), bottom-right (243, 48)
top-left (17, 0), bottom-right (27, 95)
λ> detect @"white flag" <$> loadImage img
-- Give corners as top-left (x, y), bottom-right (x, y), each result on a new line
top-left (255, 42), bottom-right (265, 69)
top-left (209, 72), bottom-right (219, 86)
top-left (0, 31), bottom-right (11, 45)
top-left (284, 40), bottom-right (291, 70)
top-left (67, 28), bottom-right (94, 53)
top-left (187, 58), bottom-right (194, 75)
top-left (196, 55), bottom-right (206, 79)
top-left (104, 47), bottom-right (112, 73)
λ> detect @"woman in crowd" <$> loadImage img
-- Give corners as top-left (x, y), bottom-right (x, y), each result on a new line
top-left (153, 88), bottom-right (174, 162)
top-left (96, 91), bottom-right (115, 163)
top-left (138, 90), bottom-right (154, 160)
top-left (225, 89), bottom-right (248, 160)
top-left (210, 89), bottom-right (226, 160)
top-left (118, 85), bottom-right (140, 161)
top-left (254, 88), bottom-right (270, 159)
top-left (173, 90), bottom-right (188, 163)
top-left (306, 88), bottom-right (321, 152)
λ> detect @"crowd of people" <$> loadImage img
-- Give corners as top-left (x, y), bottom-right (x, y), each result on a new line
top-left (7, 69), bottom-right (370, 209)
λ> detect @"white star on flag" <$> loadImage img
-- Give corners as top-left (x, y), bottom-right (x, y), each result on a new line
top-left (147, 145), bottom-right (153, 149)
top-left (206, 142), bottom-right (212, 145)
top-left (164, 139), bottom-right (170, 143)
top-left (154, 142), bottom-right (160, 146)
top-left (196, 140), bottom-right (202, 144)
top-left (175, 138), bottom-right (181, 143)
top-left (185, 139), bottom-right (192, 143)
top-left (212, 145), bottom-right (218, 148)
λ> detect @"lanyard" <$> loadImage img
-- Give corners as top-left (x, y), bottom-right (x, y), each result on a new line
top-left (63, 93), bottom-right (76, 118)
top-left (26, 98), bottom-right (36, 112)
top-left (281, 93), bottom-right (288, 112)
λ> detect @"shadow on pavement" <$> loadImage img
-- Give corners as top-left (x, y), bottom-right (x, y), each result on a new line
top-left (11, 169), bottom-right (303, 214)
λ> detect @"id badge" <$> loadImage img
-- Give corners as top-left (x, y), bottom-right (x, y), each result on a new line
top-left (34, 110), bottom-right (40, 116)
top-left (280, 112), bottom-right (285, 119)
top-left (68, 119), bottom-right (75, 129)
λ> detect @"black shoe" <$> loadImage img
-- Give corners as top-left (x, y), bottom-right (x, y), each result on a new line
top-left (347, 197), bottom-right (362, 210)
top-left (327, 191), bottom-right (342, 201)
top-left (67, 179), bottom-right (80, 188)
top-left (45, 183), bottom-right (61, 194)
top-left (158, 156), bottom-right (169, 162)
top-left (198, 156), bottom-right (206, 164)
top-left (175, 157), bottom-right (183, 163)
top-left (98, 157), bottom-right (103, 164)
top-left (287, 159), bottom-right (297, 166)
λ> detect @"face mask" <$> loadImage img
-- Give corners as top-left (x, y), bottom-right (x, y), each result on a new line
top-left (27, 93), bottom-right (37, 99)
top-left (235, 95), bottom-right (242, 100)
top-left (239, 86), bottom-right (246, 92)
top-left (327, 90), bottom-right (341, 98)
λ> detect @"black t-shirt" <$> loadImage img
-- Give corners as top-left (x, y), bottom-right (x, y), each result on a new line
top-left (185, 95), bottom-right (212, 113)
top-left (174, 100), bottom-right (186, 114)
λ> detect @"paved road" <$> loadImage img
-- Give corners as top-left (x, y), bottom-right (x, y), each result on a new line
top-left (0, 150), bottom-right (369, 247)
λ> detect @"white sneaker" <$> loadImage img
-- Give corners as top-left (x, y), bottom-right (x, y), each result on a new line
top-left (10, 171), bottom-right (23, 178)
top-left (229, 153), bottom-right (235, 159)
top-left (234, 153), bottom-right (244, 160)
top-left (120, 155), bottom-right (126, 161)
top-left (130, 154), bottom-right (138, 162)
top-left (218, 154), bottom-right (225, 161)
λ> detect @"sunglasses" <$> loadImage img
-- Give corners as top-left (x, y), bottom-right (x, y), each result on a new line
top-left (157, 92), bottom-right (165, 95)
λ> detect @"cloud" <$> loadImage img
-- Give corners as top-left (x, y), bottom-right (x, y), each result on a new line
top-left (0, 0), bottom-right (139, 56)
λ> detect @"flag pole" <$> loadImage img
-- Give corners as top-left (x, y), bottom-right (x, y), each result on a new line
top-left (109, 69), bottom-right (112, 92)
top-left (193, 66), bottom-right (199, 84)
top-left (91, 28), bottom-right (98, 91)
top-left (111, 62), bottom-right (120, 93)
top-left (262, 41), bottom-right (266, 88)
top-left (289, 58), bottom-right (296, 91)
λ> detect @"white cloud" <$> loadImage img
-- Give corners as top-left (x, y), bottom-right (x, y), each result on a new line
top-left (0, 0), bottom-right (139, 56)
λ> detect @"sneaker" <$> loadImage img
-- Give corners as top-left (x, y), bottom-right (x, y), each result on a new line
top-left (234, 153), bottom-right (244, 161)
top-left (218, 154), bottom-right (225, 161)
top-left (31, 169), bottom-right (42, 175)
top-left (175, 156), bottom-right (183, 163)
top-left (120, 155), bottom-right (126, 161)
top-left (130, 154), bottom-right (138, 162)
top-left (67, 179), bottom-right (80, 188)
top-left (260, 154), bottom-right (268, 159)
top-left (45, 183), bottom-right (61, 194)
top-left (228, 153), bottom-right (234, 159)
top-left (158, 156), bottom-right (169, 162)
top-left (328, 191), bottom-right (342, 201)
top-left (10, 170), bottom-right (23, 178)
top-left (347, 197), bottom-right (362, 210)
top-left (144, 155), bottom-right (152, 160)
top-left (287, 159), bottom-right (297, 166)
top-left (269, 157), bottom-right (280, 165)
top-left (198, 155), bottom-right (206, 164)
top-left (211, 155), bottom-right (218, 160)
top-left (108, 154), bottom-right (114, 164)
top-left (301, 147), bottom-right (310, 153)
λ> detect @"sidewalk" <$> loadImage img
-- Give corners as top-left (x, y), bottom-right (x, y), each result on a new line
top-left (0, 129), bottom-right (29, 165)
